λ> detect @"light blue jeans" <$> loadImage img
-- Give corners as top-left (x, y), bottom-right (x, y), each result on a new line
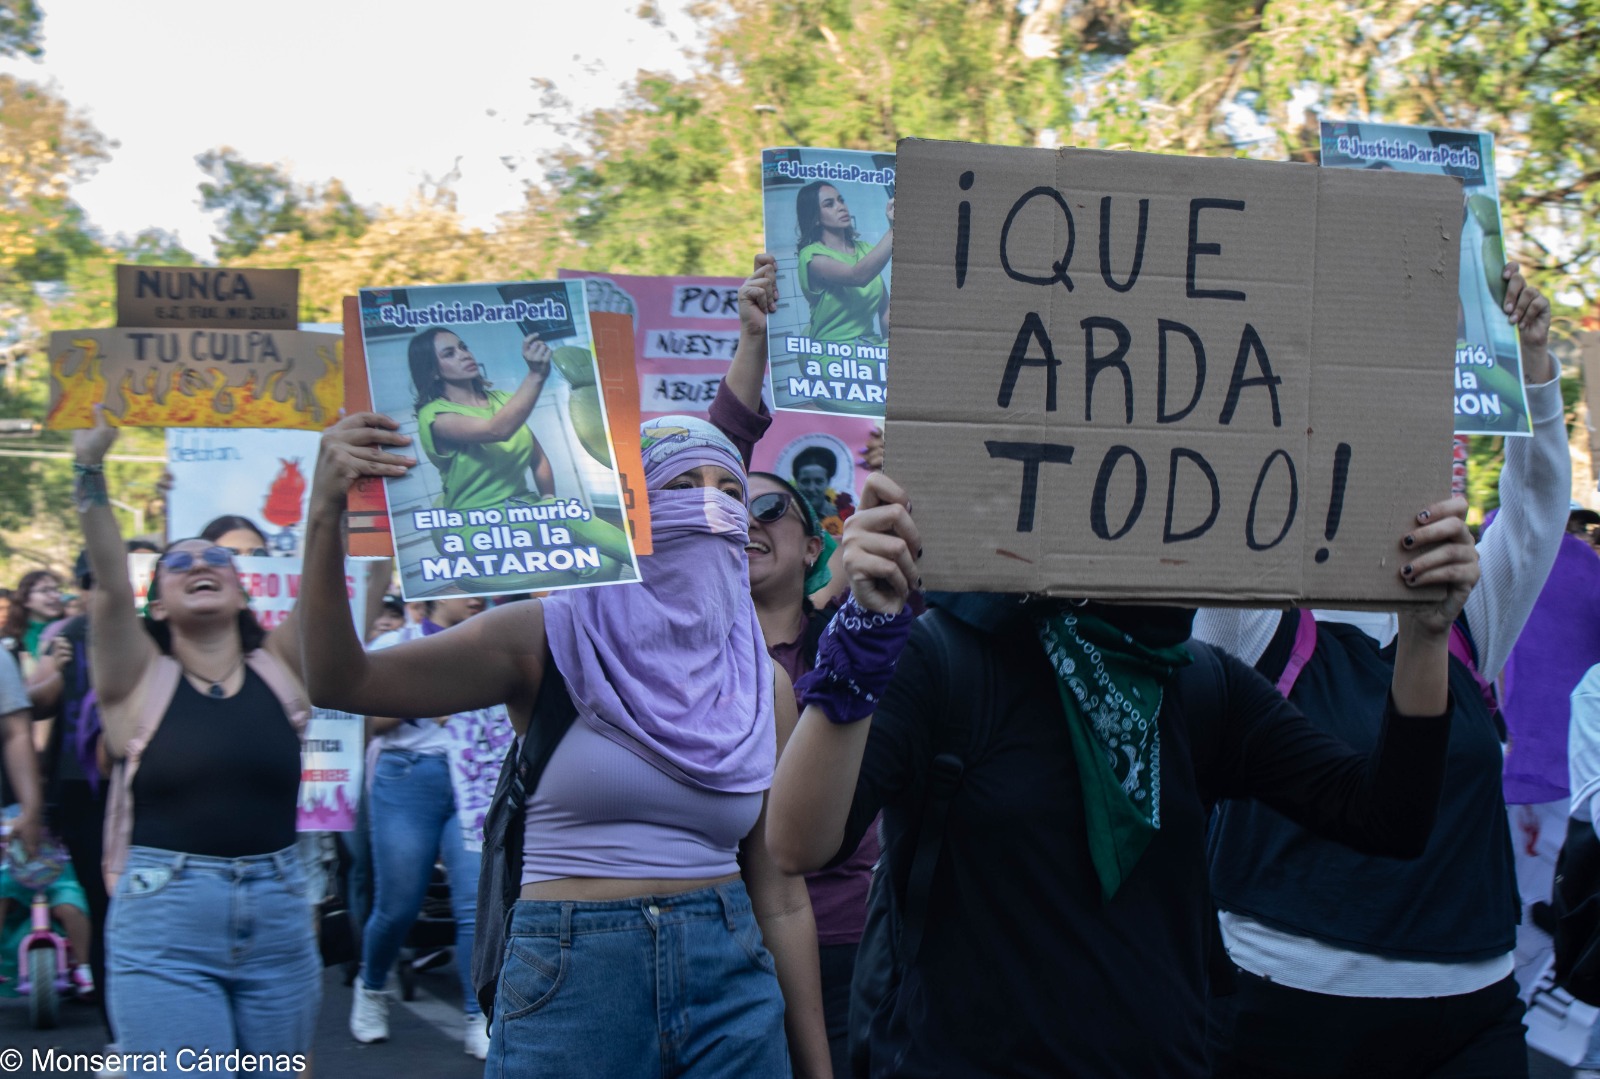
top-left (486, 881), bottom-right (790, 1078)
top-left (106, 845), bottom-right (320, 1076)
top-left (362, 748), bottom-right (481, 1016)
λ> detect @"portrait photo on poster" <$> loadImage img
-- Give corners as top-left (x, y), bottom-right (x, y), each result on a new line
top-left (358, 280), bottom-right (640, 600)
top-left (762, 147), bottom-right (895, 417)
top-left (768, 432), bottom-right (860, 535)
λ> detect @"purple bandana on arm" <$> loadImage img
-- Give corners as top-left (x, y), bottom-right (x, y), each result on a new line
top-left (541, 416), bottom-right (776, 794)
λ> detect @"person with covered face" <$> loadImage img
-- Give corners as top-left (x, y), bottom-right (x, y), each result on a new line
top-left (765, 464), bottom-right (1480, 1077)
top-left (302, 411), bottom-right (830, 1077)
top-left (71, 408), bottom-right (320, 1070)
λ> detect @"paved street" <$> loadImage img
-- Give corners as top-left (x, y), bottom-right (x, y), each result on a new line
top-left (0, 963), bottom-right (485, 1078)
top-left (0, 966), bottom-right (1584, 1078)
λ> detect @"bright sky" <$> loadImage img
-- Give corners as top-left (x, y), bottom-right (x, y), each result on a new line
top-left (0, 0), bottom-right (696, 258)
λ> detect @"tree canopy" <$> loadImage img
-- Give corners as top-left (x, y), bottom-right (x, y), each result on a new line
top-left (0, 0), bottom-right (1593, 572)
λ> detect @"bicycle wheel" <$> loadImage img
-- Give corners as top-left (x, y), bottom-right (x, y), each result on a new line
top-left (27, 947), bottom-right (58, 1029)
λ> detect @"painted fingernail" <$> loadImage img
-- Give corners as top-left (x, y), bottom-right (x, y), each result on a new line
top-left (1417, 509), bottom-right (1431, 522)
top-left (1404, 575), bottom-right (1416, 587)
top-left (1402, 563), bottom-right (1413, 576)
top-left (1402, 535), bottom-right (1414, 548)
top-left (917, 546), bottom-right (924, 559)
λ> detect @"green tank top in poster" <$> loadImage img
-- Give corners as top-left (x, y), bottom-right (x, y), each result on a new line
top-left (417, 390), bottom-right (537, 508)
top-left (797, 240), bottom-right (886, 343)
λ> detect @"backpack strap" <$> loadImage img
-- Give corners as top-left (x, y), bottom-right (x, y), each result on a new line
top-left (1274, 610), bottom-right (1498, 720)
top-left (1274, 609), bottom-right (1318, 698)
top-left (102, 656), bottom-right (184, 893)
top-left (471, 648), bottom-right (577, 1017)
top-left (244, 650), bottom-right (312, 735)
top-left (897, 610), bottom-right (992, 965)
top-left (1447, 622), bottom-right (1499, 719)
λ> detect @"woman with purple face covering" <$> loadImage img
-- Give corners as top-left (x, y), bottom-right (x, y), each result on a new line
top-left (301, 412), bottom-right (830, 1078)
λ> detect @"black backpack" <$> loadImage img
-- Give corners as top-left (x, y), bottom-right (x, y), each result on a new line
top-left (848, 610), bottom-right (995, 1078)
top-left (1553, 814), bottom-right (1600, 1005)
top-left (470, 651), bottom-right (578, 1020)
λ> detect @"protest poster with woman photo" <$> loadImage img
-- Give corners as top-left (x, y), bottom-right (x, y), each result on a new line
top-left (1320, 121), bottom-right (1532, 438)
top-left (358, 280), bottom-right (639, 600)
top-left (762, 147), bottom-right (895, 418)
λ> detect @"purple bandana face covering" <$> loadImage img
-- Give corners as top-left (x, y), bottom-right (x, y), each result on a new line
top-left (541, 417), bottom-right (775, 794)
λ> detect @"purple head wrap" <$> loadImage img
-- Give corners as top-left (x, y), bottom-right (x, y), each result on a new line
top-left (541, 416), bottom-right (775, 793)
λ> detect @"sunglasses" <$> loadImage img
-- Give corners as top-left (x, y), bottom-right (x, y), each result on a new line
top-left (750, 492), bottom-right (802, 526)
top-left (159, 546), bottom-right (236, 573)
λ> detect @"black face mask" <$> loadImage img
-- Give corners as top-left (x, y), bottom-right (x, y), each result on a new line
top-left (1080, 601), bottom-right (1197, 648)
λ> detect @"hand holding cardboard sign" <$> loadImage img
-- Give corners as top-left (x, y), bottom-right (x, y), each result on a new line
top-left (312, 412), bottom-right (415, 513)
top-left (1397, 497), bottom-right (1478, 633)
top-left (841, 472), bottom-right (921, 615)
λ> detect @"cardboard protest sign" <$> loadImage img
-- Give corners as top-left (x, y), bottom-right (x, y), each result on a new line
top-left (167, 427), bottom-right (321, 556)
top-left (359, 280), bottom-right (640, 600)
top-left (299, 710), bottom-right (362, 832)
top-left (116, 265), bottom-right (299, 330)
top-left (762, 148), bottom-right (896, 417)
top-left (46, 327), bottom-right (342, 430)
top-left (885, 138), bottom-right (1460, 605)
top-left (559, 270), bottom-right (743, 421)
top-left (341, 295), bottom-right (394, 557)
top-left (559, 269), bottom-right (880, 534)
top-left (1584, 332), bottom-right (1600, 473)
top-left (588, 310), bottom-right (652, 555)
top-left (1321, 122), bottom-right (1532, 437)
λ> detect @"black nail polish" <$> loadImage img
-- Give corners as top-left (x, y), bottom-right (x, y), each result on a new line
top-left (917, 546), bottom-right (924, 559)
top-left (1417, 510), bottom-right (1431, 522)
top-left (1403, 535), bottom-right (1414, 548)
top-left (1402, 564), bottom-right (1413, 576)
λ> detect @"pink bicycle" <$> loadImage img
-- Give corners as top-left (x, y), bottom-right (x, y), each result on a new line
top-left (4, 830), bottom-right (73, 1029)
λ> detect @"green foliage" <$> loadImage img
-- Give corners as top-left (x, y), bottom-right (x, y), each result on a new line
top-left (197, 148), bottom-right (373, 261)
top-left (0, 0), bottom-right (42, 59)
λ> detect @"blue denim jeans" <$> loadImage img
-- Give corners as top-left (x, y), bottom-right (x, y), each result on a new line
top-left (362, 748), bottom-right (482, 1015)
top-left (106, 845), bottom-right (320, 1075)
top-left (486, 880), bottom-right (790, 1078)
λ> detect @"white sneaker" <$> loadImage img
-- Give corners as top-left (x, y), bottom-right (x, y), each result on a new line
top-left (465, 1015), bottom-right (490, 1060)
top-left (350, 982), bottom-right (390, 1043)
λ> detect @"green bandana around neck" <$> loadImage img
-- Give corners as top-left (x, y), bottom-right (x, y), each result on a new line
top-left (1037, 611), bottom-right (1193, 902)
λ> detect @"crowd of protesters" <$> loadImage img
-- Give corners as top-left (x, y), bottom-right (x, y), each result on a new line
top-left (0, 244), bottom-right (1594, 1079)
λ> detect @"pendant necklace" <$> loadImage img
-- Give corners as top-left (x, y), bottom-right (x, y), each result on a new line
top-left (185, 657), bottom-right (244, 698)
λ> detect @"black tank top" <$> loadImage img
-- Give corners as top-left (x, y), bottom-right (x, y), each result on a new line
top-left (131, 666), bottom-right (301, 857)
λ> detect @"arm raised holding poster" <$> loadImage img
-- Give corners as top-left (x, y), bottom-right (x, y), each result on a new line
top-left (766, 471), bottom-right (1477, 1076)
top-left (1192, 266), bottom-right (1565, 1075)
top-left (304, 411), bottom-right (830, 1076)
